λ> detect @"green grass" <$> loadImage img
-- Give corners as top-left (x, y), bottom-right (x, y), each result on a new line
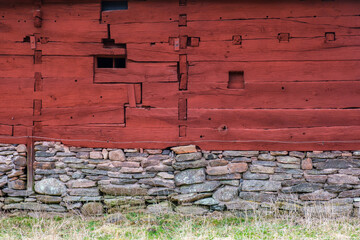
top-left (0, 212), bottom-right (359, 239)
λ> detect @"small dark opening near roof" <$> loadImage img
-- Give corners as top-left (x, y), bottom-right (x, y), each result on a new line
top-left (114, 58), bottom-right (126, 68)
top-left (97, 57), bottom-right (126, 68)
top-left (228, 71), bottom-right (245, 89)
top-left (97, 57), bottom-right (113, 68)
top-left (101, 1), bottom-right (128, 11)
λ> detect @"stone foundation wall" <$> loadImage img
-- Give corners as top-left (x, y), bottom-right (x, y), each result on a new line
top-left (1, 142), bottom-right (360, 216)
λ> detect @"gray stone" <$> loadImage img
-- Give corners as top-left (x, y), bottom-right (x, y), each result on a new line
top-left (67, 179), bottom-right (96, 188)
top-left (139, 178), bottom-right (175, 188)
top-left (68, 188), bottom-right (100, 196)
top-left (338, 189), bottom-right (360, 198)
top-left (339, 169), bottom-right (360, 176)
top-left (173, 159), bottom-right (208, 170)
top-left (145, 165), bottom-right (174, 172)
top-left (213, 186), bottom-right (238, 202)
top-left (110, 179), bottom-right (138, 185)
top-left (132, 173), bottom-right (157, 179)
top-left (282, 183), bottom-right (323, 193)
top-left (304, 174), bottom-right (327, 183)
top-left (194, 198), bottom-right (219, 206)
top-left (208, 159), bottom-right (228, 167)
top-left (175, 205), bottom-right (208, 215)
top-left (4, 197), bottom-right (23, 204)
top-left (242, 180), bottom-right (281, 192)
top-left (81, 202), bottom-right (103, 216)
top-left (63, 157), bottom-right (83, 164)
top-left (99, 184), bottom-right (147, 196)
top-left (315, 159), bottom-right (358, 169)
top-left (270, 151), bottom-right (288, 156)
top-left (207, 173), bottom-right (241, 181)
top-left (35, 178), bottom-right (66, 196)
top-left (175, 152), bottom-right (202, 162)
top-left (251, 161), bottom-right (277, 167)
top-left (170, 193), bottom-right (212, 203)
top-left (0, 164), bottom-right (12, 172)
top-left (277, 163), bottom-right (300, 169)
top-left (148, 187), bottom-right (176, 196)
top-left (175, 168), bottom-right (205, 186)
top-left (306, 152), bottom-right (341, 159)
top-left (276, 156), bottom-right (300, 164)
top-left (3, 203), bottom-right (66, 212)
top-left (13, 156), bottom-right (26, 167)
top-left (289, 151), bottom-right (306, 159)
top-left (324, 185), bottom-right (352, 193)
top-left (36, 195), bottom-right (62, 204)
top-left (221, 180), bottom-right (240, 186)
top-left (206, 166), bottom-right (229, 175)
top-left (250, 165), bottom-right (274, 174)
top-left (300, 190), bottom-right (337, 201)
top-left (157, 172), bottom-right (174, 179)
top-left (147, 201), bottom-right (173, 214)
top-left (2, 188), bottom-right (34, 197)
top-left (104, 196), bottom-right (145, 207)
top-left (243, 172), bottom-right (269, 180)
top-left (327, 174), bottom-right (360, 185)
top-left (258, 154), bottom-right (275, 161)
top-left (15, 144), bottom-right (27, 153)
top-left (109, 150), bottom-right (125, 161)
top-left (35, 151), bottom-right (55, 157)
top-left (81, 169), bottom-right (108, 175)
top-left (225, 199), bottom-right (259, 211)
top-left (105, 213), bottom-right (126, 224)
top-left (107, 172), bottom-right (133, 178)
top-left (239, 192), bottom-right (277, 202)
top-left (223, 151), bottom-right (259, 157)
top-left (269, 174), bottom-right (292, 181)
top-left (180, 181), bottom-right (221, 194)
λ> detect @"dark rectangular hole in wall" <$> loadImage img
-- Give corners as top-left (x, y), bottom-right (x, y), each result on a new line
top-left (97, 57), bottom-right (114, 68)
top-left (101, 1), bottom-right (128, 11)
top-left (114, 58), bottom-right (126, 68)
top-left (228, 71), bottom-right (245, 89)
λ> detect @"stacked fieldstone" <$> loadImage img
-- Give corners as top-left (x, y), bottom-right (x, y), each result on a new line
top-left (0, 144), bottom-right (27, 209)
top-left (1, 141), bottom-right (360, 217)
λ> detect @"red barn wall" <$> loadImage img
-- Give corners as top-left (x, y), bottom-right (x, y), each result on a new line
top-left (0, 0), bottom-right (360, 150)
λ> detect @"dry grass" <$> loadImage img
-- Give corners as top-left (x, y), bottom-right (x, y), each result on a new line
top-left (0, 211), bottom-right (359, 240)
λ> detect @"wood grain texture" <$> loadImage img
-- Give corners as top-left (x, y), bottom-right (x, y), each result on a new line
top-left (0, 0), bottom-right (359, 150)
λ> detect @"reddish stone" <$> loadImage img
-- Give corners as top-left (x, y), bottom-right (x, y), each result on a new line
top-left (228, 163), bottom-right (248, 173)
top-left (301, 158), bottom-right (313, 170)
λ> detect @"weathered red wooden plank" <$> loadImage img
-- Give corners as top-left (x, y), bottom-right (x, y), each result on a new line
top-left (126, 108), bottom-right (178, 128)
top-left (187, 109), bottom-right (360, 129)
top-left (41, 56), bottom-right (93, 78)
top-left (184, 16), bottom-right (360, 41)
top-left (142, 82), bottom-right (179, 108)
top-left (94, 62), bottom-right (177, 83)
top-left (40, 107), bottom-right (125, 126)
top-left (42, 2), bottom-right (101, 20)
top-left (0, 57), bottom-right (34, 78)
top-left (111, 22), bottom-right (178, 44)
top-left (40, 42), bottom-right (126, 56)
top-left (187, 81), bottom-right (360, 109)
top-left (188, 61), bottom-right (360, 84)
top-left (188, 36), bottom-right (360, 62)
top-left (101, 0), bottom-right (178, 24)
top-left (0, 108), bottom-right (33, 125)
top-left (186, 126), bottom-right (360, 151)
top-left (127, 43), bottom-right (178, 62)
top-left (186, 1), bottom-right (360, 20)
top-left (0, 125), bottom-right (13, 136)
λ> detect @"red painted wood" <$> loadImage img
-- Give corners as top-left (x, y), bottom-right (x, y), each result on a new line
top-left (0, 1), bottom-right (359, 150)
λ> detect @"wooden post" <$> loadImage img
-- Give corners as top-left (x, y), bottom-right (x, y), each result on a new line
top-left (26, 128), bottom-right (34, 191)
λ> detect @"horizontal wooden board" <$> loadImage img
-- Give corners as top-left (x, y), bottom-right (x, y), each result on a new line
top-left (126, 108), bottom-right (178, 128)
top-left (40, 106), bottom-right (125, 126)
top-left (41, 56), bottom-right (93, 78)
top-left (127, 43), bottom-right (178, 62)
top-left (0, 57), bottom-right (34, 78)
top-left (40, 42), bottom-right (126, 56)
top-left (183, 16), bottom-right (360, 41)
top-left (111, 22), bottom-right (178, 44)
top-left (185, 0), bottom-right (360, 20)
top-left (0, 125), bottom-right (13, 136)
top-left (187, 109), bottom-right (360, 129)
top-left (42, 2), bottom-right (101, 20)
top-left (188, 36), bottom-right (360, 62)
top-left (187, 81), bottom-right (360, 109)
top-left (188, 61), bottom-right (360, 85)
top-left (0, 108), bottom-right (33, 126)
top-left (141, 82), bottom-right (180, 108)
top-left (101, 0), bottom-right (178, 24)
top-left (186, 126), bottom-right (360, 151)
top-left (94, 62), bottom-right (177, 83)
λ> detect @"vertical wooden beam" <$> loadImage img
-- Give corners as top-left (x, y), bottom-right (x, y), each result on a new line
top-left (34, 50), bottom-right (42, 64)
top-left (26, 127), bottom-right (34, 191)
top-left (178, 97), bottom-right (187, 120)
top-left (127, 84), bottom-right (137, 107)
top-left (179, 35), bottom-right (188, 49)
top-left (33, 99), bottom-right (42, 116)
top-left (34, 72), bottom-right (43, 92)
top-left (179, 125), bottom-right (187, 137)
top-left (179, 54), bottom-right (188, 90)
top-left (179, 14), bottom-right (187, 27)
